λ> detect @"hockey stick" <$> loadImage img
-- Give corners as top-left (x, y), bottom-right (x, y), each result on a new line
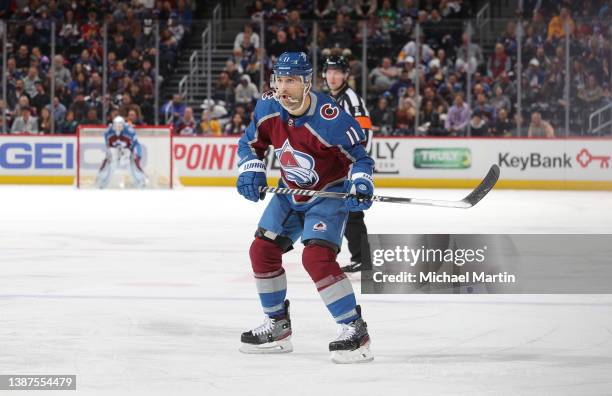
top-left (260, 164), bottom-right (500, 209)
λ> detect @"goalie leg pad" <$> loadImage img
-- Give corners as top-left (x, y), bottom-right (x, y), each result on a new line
top-left (95, 158), bottom-right (114, 189)
top-left (130, 155), bottom-right (148, 188)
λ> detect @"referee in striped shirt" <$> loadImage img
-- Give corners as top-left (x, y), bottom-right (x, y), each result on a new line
top-left (323, 56), bottom-right (373, 273)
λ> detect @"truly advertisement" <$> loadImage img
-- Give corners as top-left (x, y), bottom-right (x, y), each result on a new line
top-left (413, 148), bottom-right (471, 169)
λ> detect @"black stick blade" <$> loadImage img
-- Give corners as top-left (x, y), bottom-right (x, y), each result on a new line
top-left (460, 164), bottom-right (500, 207)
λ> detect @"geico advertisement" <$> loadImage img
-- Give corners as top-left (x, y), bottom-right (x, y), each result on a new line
top-left (371, 138), bottom-right (612, 181)
top-left (0, 136), bottom-right (75, 175)
top-left (173, 137), bottom-right (281, 178)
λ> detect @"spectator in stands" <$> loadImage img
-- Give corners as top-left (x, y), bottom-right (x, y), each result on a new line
top-left (11, 106), bottom-right (38, 134)
top-left (369, 57), bottom-right (399, 93)
top-left (53, 55), bottom-right (72, 90)
top-left (234, 24), bottom-right (260, 52)
top-left (445, 93), bottom-right (470, 135)
top-left (469, 112), bottom-right (490, 136)
top-left (491, 85), bottom-right (511, 114)
top-left (472, 93), bottom-right (496, 121)
top-left (397, 35), bottom-right (434, 65)
top-left (528, 111), bottom-right (555, 138)
top-left (325, 13), bottom-right (353, 51)
top-left (160, 94), bottom-right (186, 126)
top-left (23, 67), bottom-right (41, 99)
top-left (175, 106), bottom-right (197, 135)
top-left (70, 92), bottom-right (90, 122)
top-left (268, 0), bottom-right (289, 22)
top-left (525, 58), bottom-right (545, 91)
top-left (395, 97), bottom-right (416, 135)
top-left (58, 9), bottom-right (80, 47)
top-left (62, 110), bottom-right (78, 134)
top-left (224, 60), bottom-right (242, 84)
top-left (354, 0), bottom-right (377, 19)
top-left (177, 0), bottom-right (193, 32)
top-left (47, 97), bottom-right (66, 128)
top-left (456, 32), bottom-right (484, 73)
top-left (578, 74), bottom-right (606, 110)
top-left (223, 112), bottom-right (247, 135)
top-left (8, 79), bottom-right (28, 111)
top-left (199, 109), bottom-right (222, 135)
top-left (547, 7), bottom-right (575, 41)
top-left (490, 108), bottom-right (514, 137)
top-left (487, 43), bottom-right (511, 80)
top-left (235, 75), bottom-right (259, 108)
top-left (370, 96), bottom-right (395, 136)
top-left (418, 99), bottom-right (444, 136)
top-left (423, 85), bottom-right (448, 114)
top-left (32, 81), bottom-right (50, 116)
top-left (39, 107), bottom-right (52, 134)
top-left (6, 58), bottom-right (22, 87)
top-left (127, 109), bottom-right (143, 126)
top-left (214, 71), bottom-right (236, 105)
top-left (314, 0), bottom-right (335, 19)
top-left (16, 45), bottom-right (30, 72)
top-left (168, 13), bottom-right (185, 43)
top-left (19, 24), bottom-right (41, 50)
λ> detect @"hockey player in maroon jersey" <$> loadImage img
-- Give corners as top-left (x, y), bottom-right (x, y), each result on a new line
top-left (236, 52), bottom-right (375, 363)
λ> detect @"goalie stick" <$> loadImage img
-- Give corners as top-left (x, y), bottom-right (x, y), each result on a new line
top-left (259, 164), bottom-right (500, 209)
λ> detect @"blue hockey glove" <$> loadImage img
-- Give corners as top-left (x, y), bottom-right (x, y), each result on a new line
top-left (237, 159), bottom-right (267, 202)
top-left (347, 173), bottom-right (374, 211)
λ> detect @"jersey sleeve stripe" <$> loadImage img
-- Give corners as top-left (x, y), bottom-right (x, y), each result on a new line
top-left (345, 130), bottom-right (356, 145)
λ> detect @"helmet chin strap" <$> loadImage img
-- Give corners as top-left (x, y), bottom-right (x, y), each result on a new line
top-left (273, 76), bottom-right (312, 115)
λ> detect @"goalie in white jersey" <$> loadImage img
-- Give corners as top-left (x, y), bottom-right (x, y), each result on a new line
top-left (95, 116), bottom-right (148, 189)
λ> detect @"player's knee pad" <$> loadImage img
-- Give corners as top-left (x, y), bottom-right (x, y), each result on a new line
top-left (302, 241), bottom-right (343, 282)
top-left (254, 227), bottom-right (294, 253)
top-left (249, 237), bottom-right (283, 275)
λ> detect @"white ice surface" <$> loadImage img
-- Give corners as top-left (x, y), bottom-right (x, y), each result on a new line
top-left (1, 186), bottom-right (612, 395)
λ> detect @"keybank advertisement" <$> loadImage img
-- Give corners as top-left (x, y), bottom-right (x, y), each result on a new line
top-left (371, 138), bottom-right (612, 188)
top-left (1, 135), bottom-right (611, 189)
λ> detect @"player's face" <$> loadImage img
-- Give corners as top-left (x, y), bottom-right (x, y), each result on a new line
top-left (325, 68), bottom-right (346, 91)
top-left (275, 75), bottom-right (306, 111)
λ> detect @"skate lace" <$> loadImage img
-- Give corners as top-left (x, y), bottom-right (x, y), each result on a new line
top-left (252, 317), bottom-right (275, 336)
top-left (335, 323), bottom-right (356, 341)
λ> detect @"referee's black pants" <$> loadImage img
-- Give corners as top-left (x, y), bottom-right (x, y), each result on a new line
top-left (344, 211), bottom-right (367, 264)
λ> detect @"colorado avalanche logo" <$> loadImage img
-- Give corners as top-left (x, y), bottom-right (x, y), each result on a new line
top-left (274, 140), bottom-right (319, 188)
top-left (320, 103), bottom-right (339, 120)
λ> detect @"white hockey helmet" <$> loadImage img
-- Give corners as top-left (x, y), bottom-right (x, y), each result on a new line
top-left (113, 116), bottom-right (126, 135)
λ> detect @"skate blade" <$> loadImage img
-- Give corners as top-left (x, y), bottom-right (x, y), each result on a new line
top-left (239, 339), bottom-right (293, 354)
top-left (330, 342), bottom-right (373, 364)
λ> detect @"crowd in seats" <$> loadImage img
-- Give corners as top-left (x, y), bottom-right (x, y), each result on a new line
top-left (199, 0), bottom-right (610, 138)
top-left (0, 0), bottom-right (193, 134)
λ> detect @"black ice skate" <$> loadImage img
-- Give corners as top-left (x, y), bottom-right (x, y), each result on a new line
top-left (341, 261), bottom-right (364, 273)
top-left (329, 305), bottom-right (373, 363)
top-left (240, 300), bottom-right (293, 354)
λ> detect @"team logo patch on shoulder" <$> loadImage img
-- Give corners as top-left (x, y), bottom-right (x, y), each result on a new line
top-left (313, 221), bottom-right (327, 232)
top-left (274, 140), bottom-right (320, 188)
top-left (261, 90), bottom-right (275, 100)
top-left (320, 103), bottom-right (339, 120)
